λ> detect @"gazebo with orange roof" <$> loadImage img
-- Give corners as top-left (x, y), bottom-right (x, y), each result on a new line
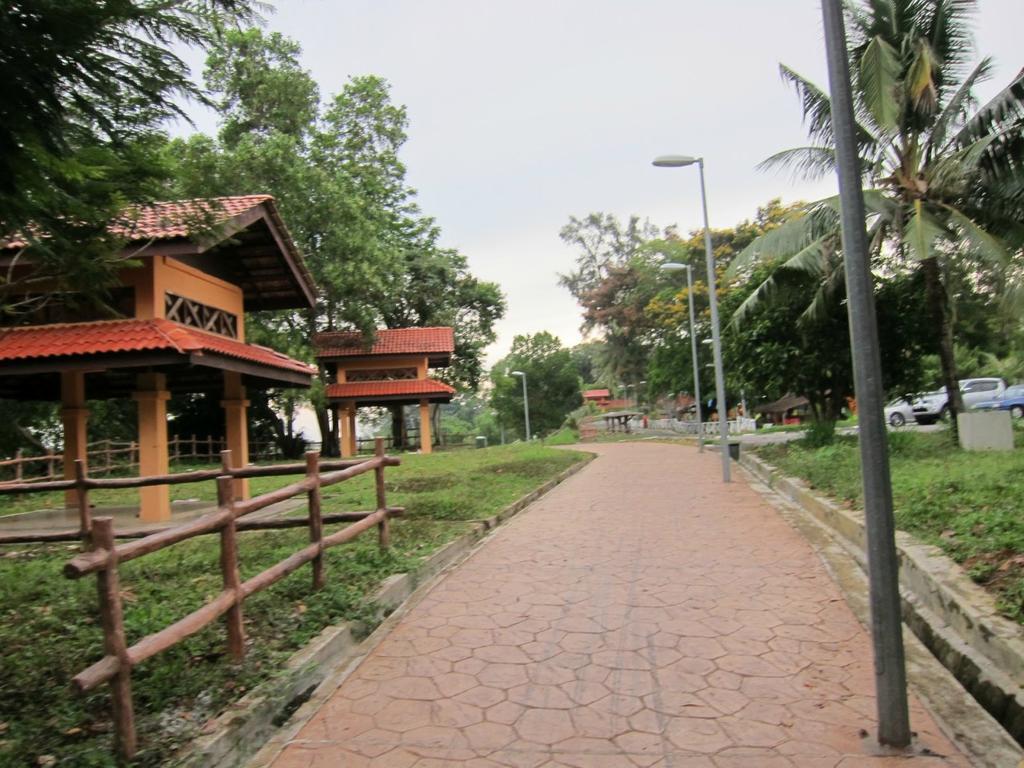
top-left (314, 327), bottom-right (456, 457)
top-left (0, 196), bottom-right (318, 522)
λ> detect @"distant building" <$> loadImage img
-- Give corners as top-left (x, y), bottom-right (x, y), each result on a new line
top-left (582, 388), bottom-right (611, 407)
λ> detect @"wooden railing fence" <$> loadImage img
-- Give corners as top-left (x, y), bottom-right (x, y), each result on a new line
top-left (0, 439), bottom-right (401, 760)
top-left (0, 435), bottom-right (287, 486)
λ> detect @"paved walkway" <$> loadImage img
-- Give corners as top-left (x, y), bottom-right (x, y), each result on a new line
top-left (269, 443), bottom-right (968, 767)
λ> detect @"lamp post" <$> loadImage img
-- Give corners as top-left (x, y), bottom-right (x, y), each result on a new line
top-left (510, 370), bottom-right (531, 441)
top-left (820, 0), bottom-right (909, 746)
top-left (653, 155), bottom-right (730, 480)
top-left (660, 262), bottom-right (704, 451)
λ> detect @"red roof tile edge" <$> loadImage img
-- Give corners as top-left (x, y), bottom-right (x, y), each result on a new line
top-left (0, 318), bottom-right (316, 376)
top-left (325, 379), bottom-right (456, 399)
top-left (314, 327), bottom-right (455, 358)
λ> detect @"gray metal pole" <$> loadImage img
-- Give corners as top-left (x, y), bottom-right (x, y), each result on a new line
top-left (820, 0), bottom-right (910, 747)
top-left (520, 374), bottom-right (531, 441)
top-left (687, 265), bottom-right (705, 451)
top-left (697, 159), bottom-right (730, 482)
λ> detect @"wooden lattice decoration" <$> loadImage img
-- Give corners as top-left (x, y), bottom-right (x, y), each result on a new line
top-left (165, 293), bottom-right (238, 338)
top-left (345, 368), bottom-right (418, 382)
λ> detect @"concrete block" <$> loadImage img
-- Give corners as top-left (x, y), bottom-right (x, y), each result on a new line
top-left (958, 411), bottom-right (1014, 451)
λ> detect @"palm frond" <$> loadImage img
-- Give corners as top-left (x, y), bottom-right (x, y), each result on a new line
top-left (726, 199), bottom-right (840, 278)
top-left (779, 65), bottom-right (879, 154)
top-left (903, 200), bottom-right (948, 260)
top-left (938, 202), bottom-right (1012, 266)
top-left (799, 253), bottom-right (846, 325)
top-left (929, 57), bottom-right (992, 154)
top-left (926, 132), bottom-right (997, 192)
top-left (956, 66), bottom-right (1024, 147)
top-left (756, 146), bottom-right (837, 181)
top-left (859, 34), bottom-right (902, 132)
top-left (906, 38), bottom-right (939, 114)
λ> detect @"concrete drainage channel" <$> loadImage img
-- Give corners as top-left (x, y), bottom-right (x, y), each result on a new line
top-left (173, 453), bottom-right (595, 768)
top-left (738, 450), bottom-right (1024, 758)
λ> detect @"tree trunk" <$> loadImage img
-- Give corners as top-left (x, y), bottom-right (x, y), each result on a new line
top-left (315, 405), bottom-right (338, 457)
top-left (390, 405), bottom-right (403, 449)
top-left (922, 257), bottom-right (962, 440)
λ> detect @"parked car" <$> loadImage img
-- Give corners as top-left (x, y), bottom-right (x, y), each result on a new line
top-left (884, 397), bottom-right (916, 427)
top-left (911, 377), bottom-right (1007, 424)
top-left (970, 383), bottom-right (1024, 419)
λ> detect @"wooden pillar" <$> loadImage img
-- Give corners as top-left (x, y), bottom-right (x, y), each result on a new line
top-left (61, 371), bottom-right (89, 508)
top-left (347, 405), bottom-right (358, 456)
top-left (339, 403), bottom-right (356, 458)
top-left (133, 373), bottom-right (170, 522)
top-left (221, 372), bottom-right (250, 501)
top-left (419, 399), bottom-right (432, 454)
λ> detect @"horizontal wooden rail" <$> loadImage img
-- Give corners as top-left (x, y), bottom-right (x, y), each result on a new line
top-left (61, 441), bottom-right (401, 761)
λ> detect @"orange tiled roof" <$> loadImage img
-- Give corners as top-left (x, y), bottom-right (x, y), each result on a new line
top-left (583, 389), bottom-right (611, 399)
top-left (326, 379), bottom-right (455, 400)
top-left (314, 327), bottom-right (455, 359)
top-left (1, 195), bottom-right (274, 249)
top-left (0, 318), bottom-right (316, 376)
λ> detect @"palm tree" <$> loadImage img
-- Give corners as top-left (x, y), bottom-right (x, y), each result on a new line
top-left (730, 0), bottom-right (1024, 432)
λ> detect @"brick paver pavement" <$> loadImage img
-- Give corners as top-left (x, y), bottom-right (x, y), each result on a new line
top-left (269, 442), bottom-right (969, 767)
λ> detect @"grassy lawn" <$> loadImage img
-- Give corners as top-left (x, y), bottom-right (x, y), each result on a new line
top-left (754, 428), bottom-right (1024, 623)
top-left (0, 443), bottom-right (587, 767)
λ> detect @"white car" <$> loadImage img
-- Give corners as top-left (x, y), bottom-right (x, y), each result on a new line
top-left (911, 378), bottom-right (1007, 424)
top-left (884, 397), bottom-right (916, 427)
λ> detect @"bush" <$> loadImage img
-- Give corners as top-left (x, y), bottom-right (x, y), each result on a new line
top-left (802, 419), bottom-right (837, 448)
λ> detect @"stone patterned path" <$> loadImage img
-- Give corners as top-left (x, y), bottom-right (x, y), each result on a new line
top-left (269, 442), bottom-right (968, 767)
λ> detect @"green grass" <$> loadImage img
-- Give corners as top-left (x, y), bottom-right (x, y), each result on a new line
top-left (755, 430), bottom-right (1024, 623)
top-left (0, 443), bottom-right (586, 766)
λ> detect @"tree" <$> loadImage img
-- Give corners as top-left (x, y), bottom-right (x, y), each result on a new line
top-left (490, 333), bottom-right (582, 439)
top-left (731, 0), bottom-right (1024, 435)
top-left (559, 214), bottom-right (663, 384)
top-left (168, 29), bottom-right (505, 452)
top-left (0, 1), bottom-right (260, 307)
top-left (643, 201), bottom-right (800, 400)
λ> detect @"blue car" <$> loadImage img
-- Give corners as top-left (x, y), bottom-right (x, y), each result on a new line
top-left (972, 383), bottom-right (1024, 419)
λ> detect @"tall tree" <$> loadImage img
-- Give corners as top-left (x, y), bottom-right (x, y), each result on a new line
top-left (730, 0), bottom-right (1024, 434)
top-left (0, 1), bottom-right (260, 307)
top-left (168, 29), bottom-right (504, 452)
top-left (490, 333), bottom-right (582, 439)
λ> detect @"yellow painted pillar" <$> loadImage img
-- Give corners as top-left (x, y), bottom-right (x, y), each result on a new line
top-left (133, 372), bottom-right (170, 522)
top-left (61, 372), bottom-right (88, 508)
top-left (339, 403), bottom-right (354, 458)
top-left (221, 372), bottom-right (250, 501)
top-left (419, 399), bottom-right (432, 454)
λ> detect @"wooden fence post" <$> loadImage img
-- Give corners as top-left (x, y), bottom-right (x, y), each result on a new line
top-left (104, 440), bottom-right (112, 475)
top-left (129, 441), bottom-right (137, 469)
top-left (13, 448), bottom-right (23, 482)
top-left (190, 434), bottom-right (197, 461)
top-left (206, 435), bottom-right (214, 462)
top-left (220, 449), bottom-right (232, 476)
top-left (216, 476), bottom-right (245, 662)
top-left (92, 517), bottom-right (137, 759)
top-left (374, 438), bottom-right (389, 550)
top-left (306, 452), bottom-right (324, 589)
top-left (45, 448), bottom-right (55, 481)
top-left (74, 460), bottom-right (91, 539)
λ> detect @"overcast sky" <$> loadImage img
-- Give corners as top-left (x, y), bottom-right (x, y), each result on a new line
top-left (176, 0), bottom-right (1021, 364)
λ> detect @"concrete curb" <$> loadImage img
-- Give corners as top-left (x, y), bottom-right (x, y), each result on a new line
top-left (739, 451), bottom-right (1024, 747)
top-left (173, 452), bottom-right (596, 768)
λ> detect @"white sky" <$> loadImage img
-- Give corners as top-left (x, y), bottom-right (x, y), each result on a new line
top-left (174, 0), bottom-right (1021, 365)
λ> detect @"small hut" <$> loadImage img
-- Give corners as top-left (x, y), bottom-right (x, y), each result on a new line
top-left (0, 196), bottom-right (318, 521)
top-left (314, 327), bottom-right (455, 456)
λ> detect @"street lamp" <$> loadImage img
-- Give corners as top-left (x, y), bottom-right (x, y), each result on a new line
top-left (509, 371), bottom-right (531, 441)
top-left (653, 154), bottom-right (730, 481)
top-left (660, 262), bottom-right (704, 452)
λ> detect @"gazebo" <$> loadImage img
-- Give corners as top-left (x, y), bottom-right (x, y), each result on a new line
top-left (0, 195), bottom-right (318, 521)
top-left (314, 327), bottom-right (456, 457)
